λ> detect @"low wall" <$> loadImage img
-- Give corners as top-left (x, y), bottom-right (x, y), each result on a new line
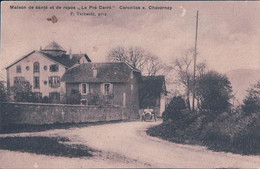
top-left (1, 102), bottom-right (136, 126)
top-left (0, 104), bottom-right (2, 130)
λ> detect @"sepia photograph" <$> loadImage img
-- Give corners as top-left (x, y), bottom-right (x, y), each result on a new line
top-left (0, 1), bottom-right (259, 168)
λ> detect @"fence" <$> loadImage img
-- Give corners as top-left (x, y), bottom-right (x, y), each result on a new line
top-left (0, 102), bottom-right (138, 126)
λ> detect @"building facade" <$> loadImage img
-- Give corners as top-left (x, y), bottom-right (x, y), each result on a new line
top-left (61, 62), bottom-right (141, 117)
top-left (5, 42), bottom-right (91, 102)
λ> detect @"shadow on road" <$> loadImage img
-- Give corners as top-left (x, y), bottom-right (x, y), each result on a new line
top-left (0, 136), bottom-right (98, 158)
top-left (0, 120), bottom-right (123, 134)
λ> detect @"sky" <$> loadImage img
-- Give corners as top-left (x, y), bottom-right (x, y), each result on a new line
top-left (1, 1), bottom-right (260, 80)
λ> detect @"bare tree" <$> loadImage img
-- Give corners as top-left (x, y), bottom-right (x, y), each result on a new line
top-left (107, 46), bottom-right (172, 76)
top-left (174, 49), bottom-right (208, 110)
top-left (173, 49), bottom-right (194, 110)
top-left (107, 46), bottom-right (147, 71)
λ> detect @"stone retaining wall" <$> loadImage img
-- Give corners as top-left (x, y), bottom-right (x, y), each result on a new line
top-left (1, 102), bottom-right (136, 126)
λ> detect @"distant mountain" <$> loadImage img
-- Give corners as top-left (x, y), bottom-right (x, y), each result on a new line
top-left (226, 69), bottom-right (260, 105)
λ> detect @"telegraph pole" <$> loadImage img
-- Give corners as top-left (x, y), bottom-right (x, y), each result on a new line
top-left (192, 10), bottom-right (199, 112)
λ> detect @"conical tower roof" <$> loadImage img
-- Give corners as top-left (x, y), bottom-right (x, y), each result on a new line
top-left (42, 41), bottom-right (66, 52)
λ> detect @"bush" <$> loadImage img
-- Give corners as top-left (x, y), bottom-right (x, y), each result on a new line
top-left (41, 96), bottom-right (49, 103)
top-left (196, 71), bottom-right (233, 114)
top-left (0, 81), bottom-right (9, 103)
top-left (67, 89), bottom-right (81, 104)
top-left (162, 96), bottom-right (186, 121)
top-left (242, 81), bottom-right (260, 114)
top-left (10, 82), bottom-right (34, 102)
top-left (86, 93), bottom-right (103, 106)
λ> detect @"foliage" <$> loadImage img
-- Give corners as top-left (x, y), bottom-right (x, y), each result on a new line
top-left (162, 96), bottom-right (187, 121)
top-left (66, 89), bottom-right (81, 104)
top-left (0, 81), bottom-right (9, 103)
top-left (86, 93), bottom-right (103, 106)
top-left (173, 49), bottom-right (207, 110)
top-left (148, 109), bottom-right (260, 155)
top-left (10, 82), bottom-right (34, 102)
top-left (41, 96), bottom-right (49, 103)
top-left (242, 81), bottom-right (260, 114)
top-left (195, 71), bottom-right (233, 114)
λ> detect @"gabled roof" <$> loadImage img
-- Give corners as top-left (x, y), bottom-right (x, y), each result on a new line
top-left (42, 41), bottom-right (66, 52)
top-left (5, 50), bottom-right (91, 69)
top-left (61, 62), bottom-right (140, 83)
top-left (39, 52), bottom-right (91, 68)
top-left (6, 51), bottom-right (36, 69)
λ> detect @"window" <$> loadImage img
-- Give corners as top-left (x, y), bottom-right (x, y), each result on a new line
top-left (81, 83), bottom-right (89, 95)
top-left (44, 65), bottom-right (47, 70)
top-left (16, 65), bottom-right (21, 73)
top-left (14, 76), bottom-right (25, 84)
top-left (102, 83), bottom-right (113, 95)
top-left (26, 66), bottom-right (30, 71)
top-left (49, 76), bottom-right (60, 88)
top-left (34, 76), bottom-right (40, 89)
top-left (34, 62), bottom-right (40, 73)
top-left (50, 64), bottom-right (59, 72)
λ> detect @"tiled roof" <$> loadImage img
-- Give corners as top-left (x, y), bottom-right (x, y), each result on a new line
top-left (61, 62), bottom-right (139, 83)
top-left (5, 50), bottom-right (91, 69)
top-left (42, 41), bottom-right (66, 52)
top-left (40, 52), bottom-right (91, 68)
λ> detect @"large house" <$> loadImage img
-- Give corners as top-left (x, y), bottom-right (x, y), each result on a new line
top-left (5, 41), bottom-right (167, 118)
top-left (5, 42), bottom-right (91, 102)
top-left (61, 62), bottom-right (142, 115)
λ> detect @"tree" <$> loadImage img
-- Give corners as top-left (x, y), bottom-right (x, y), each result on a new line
top-left (162, 96), bottom-right (186, 121)
top-left (173, 49), bottom-right (208, 110)
top-left (10, 82), bottom-right (34, 102)
top-left (173, 49), bottom-right (194, 110)
top-left (242, 81), bottom-right (260, 114)
top-left (107, 46), bottom-right (172, 76)
top-left (195, 71), bottom-right (233, 114)
top-left (0, 81), bottom-right (9, 103)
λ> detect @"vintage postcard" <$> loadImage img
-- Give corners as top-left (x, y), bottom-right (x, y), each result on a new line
top-left (0, 1), bottom-right (259, 168)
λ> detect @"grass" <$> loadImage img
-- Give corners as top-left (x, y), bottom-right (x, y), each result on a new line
top-left (147, 112), bottom-right (260, 156)
top-left (0, 136), bottom-right (98, 158)
top-left (0, 120), bottom-right (123, 134)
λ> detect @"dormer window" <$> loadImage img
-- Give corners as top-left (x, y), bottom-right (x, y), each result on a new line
top-left (50, 64), bottom-right (59, 72)
top-left (16, 65), bottom-right (21, 73)
top-left (33, 62), bottom-right (40, 73)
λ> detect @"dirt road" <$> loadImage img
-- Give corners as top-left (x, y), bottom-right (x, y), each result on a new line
top-left (0, 121), bottom-right (259, 168)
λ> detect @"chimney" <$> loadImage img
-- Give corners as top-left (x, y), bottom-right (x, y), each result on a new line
top-left (92, 64), bottom-right (97, 78)
top-left (40, 46), bottom-right (42, 51)
top-left (69, 48), bottom-right (72, 60)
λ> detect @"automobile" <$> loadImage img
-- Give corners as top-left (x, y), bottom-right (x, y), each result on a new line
top-left (141, 108), bottom-right (156, 122)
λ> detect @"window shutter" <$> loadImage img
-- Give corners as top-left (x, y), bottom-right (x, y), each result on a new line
top-left (100, 83), bottom-right (104, 94)
top-left (109, 83), bottom-right (113, 94)
top-left (49, 77), bottom-right (51, 87)
top-left (87, 83), bottom-right (89, 94)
